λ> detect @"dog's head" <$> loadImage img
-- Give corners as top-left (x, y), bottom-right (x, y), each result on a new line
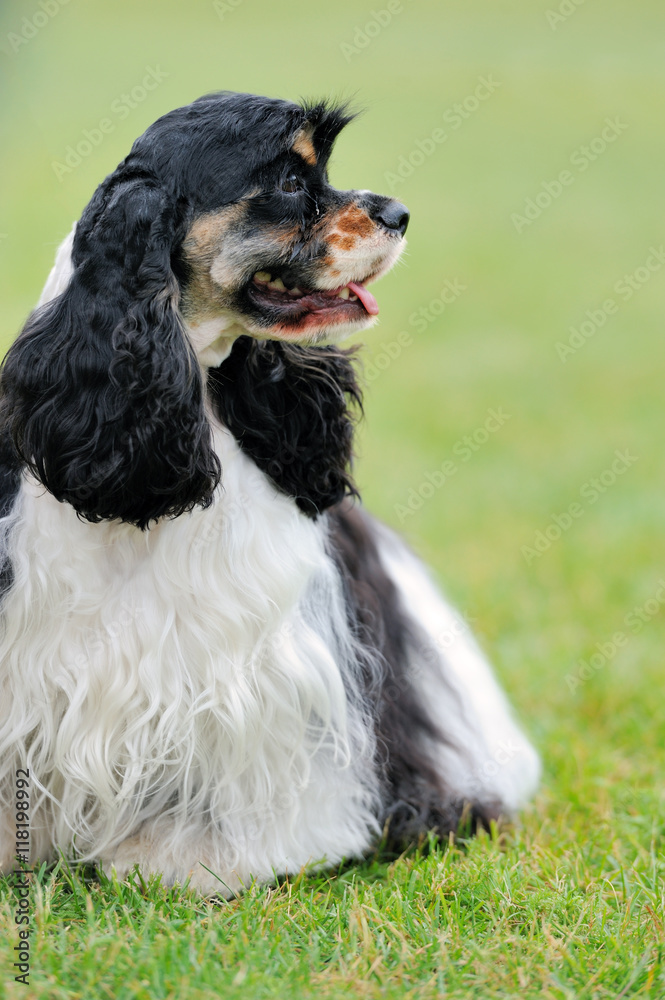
top-left (172, 94), bottom-right (408, 361)
top-left (1, 93), bottom-right (408, 527)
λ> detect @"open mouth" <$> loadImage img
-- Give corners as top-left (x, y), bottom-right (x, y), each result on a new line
top-left (246, 270), bottom-right (379, 330)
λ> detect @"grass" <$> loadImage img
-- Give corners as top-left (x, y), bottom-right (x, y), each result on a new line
top-left (1, 822), bottom-right (663, 999)
top-left (1, 0), bottom-right (664, 996)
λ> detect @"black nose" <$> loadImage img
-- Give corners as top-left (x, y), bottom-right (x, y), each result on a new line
top-left (375, 200), bottom-right (410, 236)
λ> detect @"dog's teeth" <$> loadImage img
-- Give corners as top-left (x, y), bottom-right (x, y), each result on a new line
top-left (337, 287), bottom-right (350, 300)
top-left (349, 293), bottom-right (358, 301)
top-left (288, 286), bottom-right (303, 297)
top-left (267, 278), bottom-right (286, 292)
top-left (254, 271), bottom-right (271, 283)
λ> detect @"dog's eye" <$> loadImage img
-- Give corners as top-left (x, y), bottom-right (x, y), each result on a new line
top-left (280, 175), bottom-right (302, 194)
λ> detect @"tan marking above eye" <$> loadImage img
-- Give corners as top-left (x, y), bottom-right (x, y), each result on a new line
top-left (335, 205), bottom-right (375, 238)
top-left (292, 125), bottom-right (317, 166)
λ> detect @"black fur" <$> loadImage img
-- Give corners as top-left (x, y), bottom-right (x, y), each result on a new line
top-left (209, 337), bottom-right (361, 517)
top-left (0, 431), bottom-right (21, 521)
top-left (0, 180), bottom-right (219, 530)
top-left (0, 93), bottom-right (355, 530)
top-left (328, 501), bottom-right (499, 844)
top-left (0, 90), bottom-right (499, 854)
top-left (0, 432), bottom-right (21, 598)
top-left (135, 92), bottom-right (355, 214)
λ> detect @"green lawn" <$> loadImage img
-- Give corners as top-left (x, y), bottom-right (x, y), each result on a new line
top-left (1, 0), bottom-right (664, 997)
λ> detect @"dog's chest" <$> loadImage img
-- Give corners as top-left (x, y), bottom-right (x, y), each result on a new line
top-left (1, 429), bottom-right (333, 710)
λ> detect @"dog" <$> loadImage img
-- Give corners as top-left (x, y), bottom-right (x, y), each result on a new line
top-left (0, 92), bottom-right (539, 896)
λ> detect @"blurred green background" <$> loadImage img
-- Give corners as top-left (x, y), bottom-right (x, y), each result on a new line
top-left (0, 0), bottom-right (664, 804)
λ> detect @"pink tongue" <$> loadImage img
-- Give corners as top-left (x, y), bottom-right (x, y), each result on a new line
top-left (347, 281), bottom-right (379, 316)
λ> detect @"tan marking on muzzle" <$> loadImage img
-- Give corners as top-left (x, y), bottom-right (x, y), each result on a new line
top-left (328, 232), bottom-right (357, 252)
top-left (335, 204), bottom-right (375, 238)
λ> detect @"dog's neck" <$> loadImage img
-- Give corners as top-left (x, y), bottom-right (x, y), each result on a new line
top-left (184, 315), bottom-right (242, 367)
top-left (207, 337), bottom-right (361, 519)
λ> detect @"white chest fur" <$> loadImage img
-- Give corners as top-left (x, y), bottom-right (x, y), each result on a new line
top-left (0, 426), bottom-right (379, 888)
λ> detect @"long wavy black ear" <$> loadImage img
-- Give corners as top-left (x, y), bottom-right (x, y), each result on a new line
top-left (208, 336), bottom-right (361, 517)
top-left (0, 176), bottom-right (220, 530)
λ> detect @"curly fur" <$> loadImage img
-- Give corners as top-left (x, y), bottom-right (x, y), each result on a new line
top-left (209, 337), bottom-right (361, 517)
top-left (0, 92), bottom-right (540, 895)
top-left (0, 183), bottom-right (219, 530)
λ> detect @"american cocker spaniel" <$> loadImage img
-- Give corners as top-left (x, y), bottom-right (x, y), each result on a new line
top-left (0, 92), bottom-right (539, 896)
